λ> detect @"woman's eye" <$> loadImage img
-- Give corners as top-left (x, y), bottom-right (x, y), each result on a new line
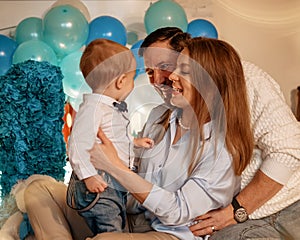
top-left (180, 64), bottom-right (190, 75)
top-left (180, 69), bottom-right (190, 75)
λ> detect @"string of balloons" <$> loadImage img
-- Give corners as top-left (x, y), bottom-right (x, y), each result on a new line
top-left (0, 0), bottom-right (218, 111)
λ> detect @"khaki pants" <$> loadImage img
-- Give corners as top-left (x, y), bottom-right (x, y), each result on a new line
top-left (24, 179), bottom-right (179, 240)
top-left (24, 179), bottom-right (93, 240)
top-left (87, 232), bottom-right (179, 240)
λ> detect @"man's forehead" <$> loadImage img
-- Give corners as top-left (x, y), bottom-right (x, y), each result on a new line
top-left (143, 47), bottom-right (178, 66)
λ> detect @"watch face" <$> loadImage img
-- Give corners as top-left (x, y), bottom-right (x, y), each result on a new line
top-left (234, 208), bottom-right (248, 223)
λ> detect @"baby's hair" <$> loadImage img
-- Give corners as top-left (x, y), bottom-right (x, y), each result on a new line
top-left (80, 39), bottom-right (135, 91)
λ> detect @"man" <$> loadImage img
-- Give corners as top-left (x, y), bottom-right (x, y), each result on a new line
top-left (139, 27), bottom-right (300, 240)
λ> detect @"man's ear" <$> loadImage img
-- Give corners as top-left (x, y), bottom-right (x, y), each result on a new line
top-left (115, 74), bottom-right (127, 90)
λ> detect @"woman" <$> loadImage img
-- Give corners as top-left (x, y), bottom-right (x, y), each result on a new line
top-left (87, 37), bottom-right (254, 240)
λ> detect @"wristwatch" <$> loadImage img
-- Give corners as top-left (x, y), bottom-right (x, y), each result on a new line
top-left (231, 196), bottom-right (248, 223)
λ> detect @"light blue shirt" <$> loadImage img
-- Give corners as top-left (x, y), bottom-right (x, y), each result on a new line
top-left (133, 106), bottom-right (240, 240)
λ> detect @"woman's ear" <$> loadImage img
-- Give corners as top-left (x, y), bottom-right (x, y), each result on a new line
top-left (115, 74), bottom-right (127, 90)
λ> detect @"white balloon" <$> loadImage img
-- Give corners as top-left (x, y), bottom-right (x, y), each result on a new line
top-left (127, 73), bottom-right (164, 136)
top-left (51, 0), bottom-right (91, 21)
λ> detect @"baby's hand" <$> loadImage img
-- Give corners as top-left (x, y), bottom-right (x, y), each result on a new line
top-left (84, 174), bottom-right (107, 193)
top-left (134, 137), bottom-right (154, 149)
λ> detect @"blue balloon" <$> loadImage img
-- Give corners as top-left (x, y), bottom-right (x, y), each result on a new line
top-left (15, 17), bottom-right (43, 45)
top-left (144, 0), bottom-right (188, 34)
top-left (0, 34), bottom-right (17, 75)
top-left (43, 5), bottom-right (89, 57)
top-left (59, 50), bottom-right (91, 98)
top-left (86, 16), bottom-right (127, 46)
top-left (187, 19), bottom-right (218, 39)
top-left (12, 40), bottom-right (57, 65)
top-left (131, 39), bottom-right (145, 78)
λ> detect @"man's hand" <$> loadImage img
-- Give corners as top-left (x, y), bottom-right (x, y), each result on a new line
top-left (189, 205), bottom-right (236, 237)
top-left (84, 174), bottom-right (107, 193)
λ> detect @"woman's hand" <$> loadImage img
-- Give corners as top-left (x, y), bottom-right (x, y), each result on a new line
top-left (189, 205), bottom-right (236, 236)
top-left (89, 128), bottom-right (127, 172)
top-left (89, 128), bottom-right (153, 204)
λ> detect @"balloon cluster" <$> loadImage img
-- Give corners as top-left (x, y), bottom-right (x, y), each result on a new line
top-left (0, 0), bottom-right (218, 112)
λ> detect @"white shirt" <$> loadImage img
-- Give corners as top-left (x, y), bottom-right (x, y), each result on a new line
top-left (242, 61), bottom-right (300, 219)
top-left (134, 109), bottom-right (240, 240)
top-left (68, 94), bottom-right (134, 180)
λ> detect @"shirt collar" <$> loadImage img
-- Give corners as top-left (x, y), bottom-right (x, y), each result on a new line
top-left (170, 108), bottom-right (213, 141)
top-left (83, 93), bottom-right (118, 109)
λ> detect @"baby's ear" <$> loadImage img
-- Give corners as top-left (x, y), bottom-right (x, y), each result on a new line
top-left (115, 74), bottom-right (127, 89)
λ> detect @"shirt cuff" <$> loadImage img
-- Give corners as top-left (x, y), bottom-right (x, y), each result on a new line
top-left (260, 154), bottom-right (295, 185)
top-left (74, 166), bottom-right (98, 180)
top-left (142, 185), bottom-right (169, 214)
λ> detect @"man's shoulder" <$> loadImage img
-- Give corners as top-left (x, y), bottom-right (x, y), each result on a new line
top-left (242, 60), bottom-right (283, 98)
top-left (242, 61), bottom-right (265, 79)
top-left (149, 104), bottom-right (170, 115)
top-left (147, 104), bottom-right (170, 121)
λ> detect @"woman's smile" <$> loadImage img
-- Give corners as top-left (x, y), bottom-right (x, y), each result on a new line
top-left (172, 87), bottom-right (183, 96)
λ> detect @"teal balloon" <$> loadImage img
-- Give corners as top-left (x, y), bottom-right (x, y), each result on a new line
top-left (59, 50), bottom-right (91, 98)
top-left (12, 40), bottom-right (57, 65)
top-left (187, 19), bottom-right (218, 39)
top-left (144, 0), bottom-right (188, 34)
top-left (15, 17), bottom-right (43, 45)
top-left (0, 34), bottom-right (17, 75)
top-left (43, 5), bottom-right (89, 57)
top-left (68, 95), bottom-right (84, 112)
top-left (127, 31), bottom-right (138, 45)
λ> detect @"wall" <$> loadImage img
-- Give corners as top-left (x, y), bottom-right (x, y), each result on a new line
top-left (211, 0), bottom-right (300, 112)
top-left (0, 0), bottom-right (299, 110)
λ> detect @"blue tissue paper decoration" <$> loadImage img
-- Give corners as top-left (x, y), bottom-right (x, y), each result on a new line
top-left (0, 60), bottom-right (66, 197)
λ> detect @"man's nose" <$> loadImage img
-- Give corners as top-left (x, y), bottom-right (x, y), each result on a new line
top-left (153, 69), bottom-right (167, 85)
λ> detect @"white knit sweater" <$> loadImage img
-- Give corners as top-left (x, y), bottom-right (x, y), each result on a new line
top-left (241, 61), bottom-right (300, 219)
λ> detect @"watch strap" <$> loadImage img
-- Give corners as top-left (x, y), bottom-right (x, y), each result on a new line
top-left (231, 196), bottom-right (241, 211)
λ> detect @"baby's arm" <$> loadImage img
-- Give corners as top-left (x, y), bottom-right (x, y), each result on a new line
top-left (134, 137), bottom-right (154, 149)
top-left (84, 174), bottom-right (107, 193)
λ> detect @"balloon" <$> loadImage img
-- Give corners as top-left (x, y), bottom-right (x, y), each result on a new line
top-left (126, 22), bottom-right (147, 43)
top-left (127, 31), bottom-right (138, 45)
top-left (130, 39), bottom-right (145, 78)
top-left (59, 50), bottom-right (91, 99)
top-left (68, 95), bottom-right (83, 112)
top-left (144, 0), bottom-right (188, 34)
top-left (0, 34), bottom-right (17, 75)
top-left (187, 19), bottom-right (218, 39)
top-left (86, 16), bottom-right (127, 46)
top-left (126, 73), bottom-right (164, 136)
top-left (51, 0), bottom-right (91, 21)
top-left (43, 5), bottom-right (89, 57)
top-left (12, 40), bottom-right (57, 65)
top-left (15, 17), bottom-right (43, 45)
